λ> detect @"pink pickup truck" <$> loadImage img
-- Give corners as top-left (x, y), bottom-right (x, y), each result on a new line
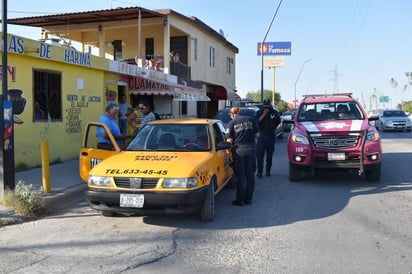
top-left (285, 93), bottom-right (382, 182)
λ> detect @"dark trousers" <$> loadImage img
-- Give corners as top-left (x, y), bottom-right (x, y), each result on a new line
top-left (256, 134), bottom-right (275, 174)
top-left (233, 144), bottom-right (256, 203)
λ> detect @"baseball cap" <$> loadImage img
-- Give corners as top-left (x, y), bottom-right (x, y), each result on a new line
top-left (263, 99), bottom-right (271, 106)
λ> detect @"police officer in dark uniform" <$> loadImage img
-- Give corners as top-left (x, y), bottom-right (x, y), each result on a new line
top-left (226, 107), bottom-right (260, 206)
top-left (256, 99), bottom-right (281, 178)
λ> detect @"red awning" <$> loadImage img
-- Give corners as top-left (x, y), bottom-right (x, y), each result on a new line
top-left (216, 86), bottom-right (240, 100)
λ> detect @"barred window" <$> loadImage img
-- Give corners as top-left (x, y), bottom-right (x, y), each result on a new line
top-left (33, 69), bottom-right (62, 122)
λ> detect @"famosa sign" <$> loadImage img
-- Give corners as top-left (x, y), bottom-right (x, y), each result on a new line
top-left (257, 41), bottom-right (292, 56)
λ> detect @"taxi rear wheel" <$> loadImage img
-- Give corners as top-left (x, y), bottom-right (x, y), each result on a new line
top-left (200, 179), bottom-right (215, 221)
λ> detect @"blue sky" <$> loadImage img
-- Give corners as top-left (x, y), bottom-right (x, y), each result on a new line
top-left (6, 0), bottom-right (412, 109)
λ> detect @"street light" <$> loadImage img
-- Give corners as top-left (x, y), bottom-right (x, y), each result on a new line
top-left (260, 0), bottom-right (283, 103)
top-left (294, 58), bottom-right (312, 109)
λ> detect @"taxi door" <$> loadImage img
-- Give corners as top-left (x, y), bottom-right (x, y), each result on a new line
top-left (79, 122), bottom-right (122, 182)
top-left (213, 122), bottom-right (234, 192)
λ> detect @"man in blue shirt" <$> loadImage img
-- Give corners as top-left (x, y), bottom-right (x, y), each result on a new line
top-left (97, 103), bottom-right (130, 149)
top-left (226, 107), bottom-right (260, 206)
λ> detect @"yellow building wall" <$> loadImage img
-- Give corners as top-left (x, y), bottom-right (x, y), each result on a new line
top-left (1, 33), bottom-right (118, 169)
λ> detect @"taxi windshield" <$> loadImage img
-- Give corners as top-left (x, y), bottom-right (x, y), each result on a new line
top-left (126, 124), bottom-right (211, 152)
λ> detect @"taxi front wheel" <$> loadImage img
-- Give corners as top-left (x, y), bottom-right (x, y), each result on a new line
top-left (200, 179), bottom-right (215, 221)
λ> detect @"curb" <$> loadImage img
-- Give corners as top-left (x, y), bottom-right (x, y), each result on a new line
top-left (42, 183), bottom-right (87, 211)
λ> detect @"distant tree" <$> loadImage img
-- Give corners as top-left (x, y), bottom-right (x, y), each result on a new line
top-left (245, 89), bottom-right (280, 104)
top-left (402, 101), bottom-right (412, 114)
top-left (244, 89), bottom-right (290, 112)
top-left (276, 101), bottom-right (289, 112)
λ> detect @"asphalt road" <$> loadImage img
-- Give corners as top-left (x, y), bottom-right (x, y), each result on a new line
top-left (0, 131), bottom-right (411, 274)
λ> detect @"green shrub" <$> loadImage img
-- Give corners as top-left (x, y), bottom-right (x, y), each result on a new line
top-left (15, 162), bottom-right (30, 172)
top-left (2, 180), bottom-right (47, 217)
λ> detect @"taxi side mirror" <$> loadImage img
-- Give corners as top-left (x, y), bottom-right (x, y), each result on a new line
top-left (217, 141), bottom-right (232, 151)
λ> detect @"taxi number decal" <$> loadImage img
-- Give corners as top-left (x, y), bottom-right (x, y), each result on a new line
top-left (105, 169), bottom-right (168, 175)
top-left (134, 155), bottom-right (178, 161)
top-left (197, 170), bottom-right (211, 184)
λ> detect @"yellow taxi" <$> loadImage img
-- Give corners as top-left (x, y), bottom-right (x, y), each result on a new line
top-left (79, 119), bottom-right (234, 221)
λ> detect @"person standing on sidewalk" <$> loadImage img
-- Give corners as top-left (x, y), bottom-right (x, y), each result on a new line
top-left (226, 107), bottom-right (259, 206)
top-left (138, 99), bottom-right (157, 132)
top-left (256, 99), bottom-right (281, 178)
top-left (97, 103), bottom-right (130, 150)
top-left (118, 95), bottom-right (132, 134)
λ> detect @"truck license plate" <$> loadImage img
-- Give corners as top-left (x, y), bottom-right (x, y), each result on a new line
top-left (328, 153), bottom-right (345, 161)
top-left (120, 194), bottom-right (144, 208)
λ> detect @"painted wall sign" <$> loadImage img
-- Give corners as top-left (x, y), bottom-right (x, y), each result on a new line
top-left (0, 65), bottom-right (16, 81)
top-left (129, 76), bottom-right (170, 91)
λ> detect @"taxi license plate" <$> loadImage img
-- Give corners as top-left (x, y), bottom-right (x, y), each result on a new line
top-left (120, 194), bottom-right (144, 208)
top-left (328, 153), bottom-right (345, 161)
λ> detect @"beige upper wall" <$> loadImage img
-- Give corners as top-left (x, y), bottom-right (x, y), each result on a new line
top-left (42, 10), bottom-right (238, 90)
top-left (167, 14), bottom-right (237, 89)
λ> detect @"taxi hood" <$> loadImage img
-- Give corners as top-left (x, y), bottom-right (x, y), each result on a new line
top-left (89, 151), bottom-right (212, 177)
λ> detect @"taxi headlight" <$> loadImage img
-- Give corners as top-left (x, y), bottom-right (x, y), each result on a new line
top-left (163, 177), bottom-right (198, 188)
top-left (291, 133), bottom-right (309, 145)
top-left (88, 176), bottom-right (111, 186)
top-left (366, 129), bottom-right (380, 142)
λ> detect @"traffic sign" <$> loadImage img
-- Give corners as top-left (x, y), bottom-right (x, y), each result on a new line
top-left (379, 96), bottom-right (389, 103)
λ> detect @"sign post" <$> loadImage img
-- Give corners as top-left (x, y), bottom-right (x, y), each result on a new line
top-left (258, 41), bottom-right (291, 103)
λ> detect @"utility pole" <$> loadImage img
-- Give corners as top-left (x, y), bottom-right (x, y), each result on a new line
top-left (1, 0), bottom-right (15, 199)
top-left (330, 65), bottom-right (341, 93)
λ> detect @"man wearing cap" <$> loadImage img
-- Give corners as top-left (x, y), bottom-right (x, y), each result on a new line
top-left (97, 103), bottom-right (130, 149)
top-left (256, 99), bottom-right (281, 178)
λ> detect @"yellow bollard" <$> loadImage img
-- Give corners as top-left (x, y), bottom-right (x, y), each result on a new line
top-left (40, 141), bottom-right (51, 193)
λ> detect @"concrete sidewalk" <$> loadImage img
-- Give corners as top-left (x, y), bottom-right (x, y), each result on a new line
top-left (1, 158), bottom-right (86, 220)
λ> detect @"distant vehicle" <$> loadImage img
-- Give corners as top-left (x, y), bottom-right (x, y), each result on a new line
top-left (282, 110), bottom-right (295, 132)
top-left (375, 109), bottom-right (412, 132)
top-left (215, 106), bottom-right (284, 139)
top-left (284, 93), bottom-right (382, 182)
